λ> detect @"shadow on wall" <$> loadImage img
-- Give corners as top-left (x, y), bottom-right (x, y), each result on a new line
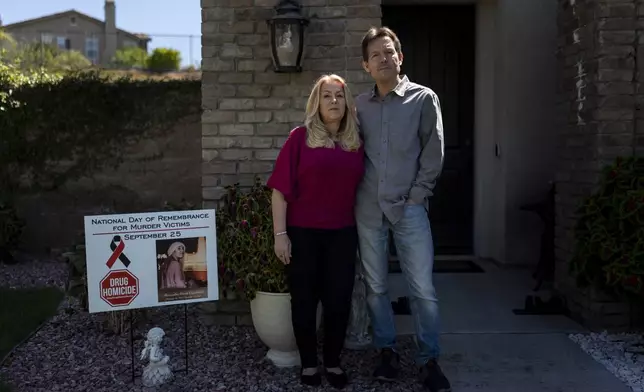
top-left (15, 115), bottom-right (202, 253)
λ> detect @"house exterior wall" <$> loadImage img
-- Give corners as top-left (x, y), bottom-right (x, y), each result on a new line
top-left (199, 0), bottom-right (558, 265)
top-left (473, 0), bottom-right (502, 261)
top-left (555, 0), bottom-right (644, 329)
top-left (4, 15), bottom-right (148, 65)
top-left (200, 0), bottom-right (380, 205)
top-left (6, 16), bottom-right (104, 62)
top-left (200, 0), bottom-right (639, 329)
top-left (199, 0), bottom-right (554, 257)
top-left (477, 0), bottom-right (558, 265)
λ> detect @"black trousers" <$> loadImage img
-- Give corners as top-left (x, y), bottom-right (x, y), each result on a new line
top-left (286, 225), bottom-right (358, 368)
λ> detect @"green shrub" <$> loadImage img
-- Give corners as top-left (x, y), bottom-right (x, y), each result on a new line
top-left (570, 156), bottom-right (644, 298)
top-left (147, 48), bottom-right (181, 72)
top-left (7, 43), bottom-right (91, 72)
top-left (111, 46), bottom-right (148, 69)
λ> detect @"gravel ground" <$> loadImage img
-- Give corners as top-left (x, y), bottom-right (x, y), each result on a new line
top-left (570, 331), bottom-right (644, 392)
top-left (0, 257), bottom-right (69, 289)
top-left (0, 260), bottom-right (429, 392)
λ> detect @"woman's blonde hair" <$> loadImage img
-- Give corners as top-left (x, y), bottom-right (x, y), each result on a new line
top-left (304, 74), bottom-right (361, 151)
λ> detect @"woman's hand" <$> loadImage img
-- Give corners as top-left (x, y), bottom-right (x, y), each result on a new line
top-left (274, 234), bottom-right (292, 265)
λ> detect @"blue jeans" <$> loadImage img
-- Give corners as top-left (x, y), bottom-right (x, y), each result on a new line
top-left (357, 204), bottom-right (440, 365)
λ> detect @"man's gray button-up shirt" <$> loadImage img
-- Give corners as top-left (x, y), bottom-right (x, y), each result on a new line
top-left (355, 75), bottom-right (445, 228)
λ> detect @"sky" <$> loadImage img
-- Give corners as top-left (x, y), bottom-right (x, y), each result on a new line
top-left (1, 0), bottom-right (202, 67)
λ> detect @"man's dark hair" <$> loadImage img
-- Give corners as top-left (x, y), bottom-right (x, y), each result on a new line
top-left (361, 26), bottom-right (402, 62)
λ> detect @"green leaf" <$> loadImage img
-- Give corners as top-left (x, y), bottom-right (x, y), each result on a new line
top-left (570, 156), bottom-right (644, 299)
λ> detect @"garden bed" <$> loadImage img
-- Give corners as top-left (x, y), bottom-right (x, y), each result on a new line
top-left (0, 259), bottom-right (68, 392)
top-left (569, 331), bottom-right (644, 392)
top-left (0, 304), bottom-right (428, 392)
top-left (0, 259), bottom-right (427, 391)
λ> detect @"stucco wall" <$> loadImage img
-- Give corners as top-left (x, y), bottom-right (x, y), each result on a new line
top-left (16, 115), bottom-right (202, 252)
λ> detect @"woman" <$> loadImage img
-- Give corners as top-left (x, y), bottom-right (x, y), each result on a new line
top-left (160, 241), bottom-right (186, 289)
top-left (267, 74), bottom-right (364, 389)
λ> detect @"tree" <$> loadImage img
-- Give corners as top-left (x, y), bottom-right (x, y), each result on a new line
top-left (111, 46), bottom-right (148, 69)
top-left (0, 29), bottom-right (17, 63)
top-left (147, 48), bottom-right (181, 72)
top-left (0, 29), bottom-right (16, 52)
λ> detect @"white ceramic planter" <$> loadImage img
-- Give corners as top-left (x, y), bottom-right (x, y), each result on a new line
top-left (250, 291), bottom-right (321, 368)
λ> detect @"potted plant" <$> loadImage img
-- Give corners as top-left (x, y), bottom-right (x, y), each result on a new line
top-left (216, 178), bottom-right (320, 367)
top-left (570, 156), bottom-right (644, 298)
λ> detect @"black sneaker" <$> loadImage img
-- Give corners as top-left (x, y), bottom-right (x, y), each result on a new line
top-left (373, 348), bottom-right (400, 381)
top-left (420, 360), bottom-right (451, 392)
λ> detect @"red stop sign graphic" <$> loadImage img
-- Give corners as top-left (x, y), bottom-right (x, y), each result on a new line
top-left (100, 269), bottom-right (139, 307)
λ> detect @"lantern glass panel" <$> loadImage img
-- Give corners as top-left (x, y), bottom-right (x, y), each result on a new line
top-left (273, 22), bottom-right (301, 67)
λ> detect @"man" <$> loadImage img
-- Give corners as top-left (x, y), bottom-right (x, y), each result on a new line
top-left (354, 26), bottom-right (451, 392)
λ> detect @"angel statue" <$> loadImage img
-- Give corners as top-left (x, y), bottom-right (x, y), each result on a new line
top-left (140, 327), bottom-right (173, 387)
top-left (344, 253), bottom-right (372, 350)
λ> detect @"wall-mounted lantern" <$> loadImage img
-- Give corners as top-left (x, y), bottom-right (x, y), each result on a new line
top-left (267, 0), bottom-right (309, 73)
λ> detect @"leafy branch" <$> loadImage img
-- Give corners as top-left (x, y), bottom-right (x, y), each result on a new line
top-left (570, 156), bottom-right (644, 299)
top-left (216, 178), bottom-right (289, 301)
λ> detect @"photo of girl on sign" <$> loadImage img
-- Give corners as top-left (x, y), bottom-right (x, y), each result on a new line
top-left (156, 237), bottom-right (208, 303)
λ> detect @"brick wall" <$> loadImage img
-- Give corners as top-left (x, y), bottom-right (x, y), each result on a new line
top-left (555, 0), bottom-right (643, 329)
top-left (200, 0), bottom-right (381, 207)
top-left (16, 115), bottom-right (202, 252)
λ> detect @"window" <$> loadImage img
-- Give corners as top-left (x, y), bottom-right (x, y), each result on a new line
top-left (70, 16), bottom-right (77, 26)
top-left (40, 33), bottom-right (53, 44)
top-left (56, 37), bottom-right (71, 50)
top-left (85, 37), bottom-right (99, 63)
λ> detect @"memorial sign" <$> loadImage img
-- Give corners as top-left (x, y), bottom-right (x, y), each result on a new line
top-left (85, 209), bottom-right (218, 313)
